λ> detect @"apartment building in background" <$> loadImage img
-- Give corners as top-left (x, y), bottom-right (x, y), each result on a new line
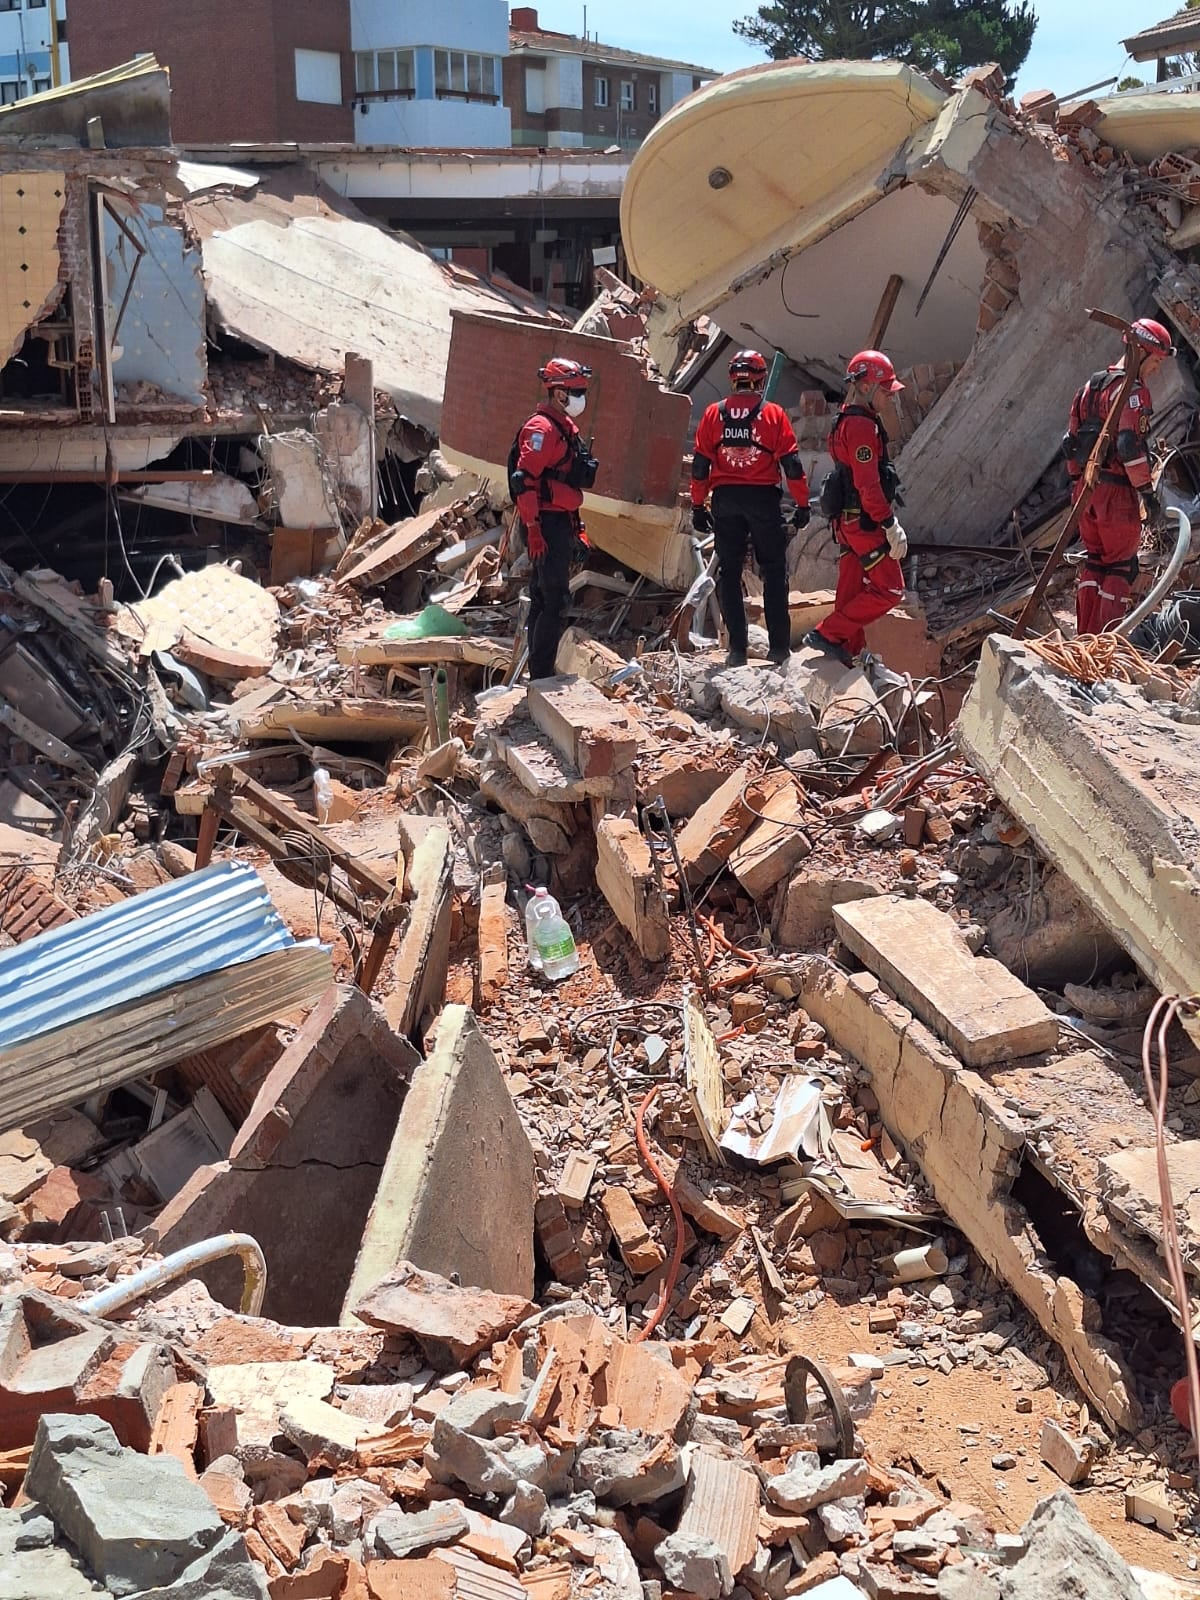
top-left (506, 7), bottom-right (715, 148)
top-left (69, 0), bottom-right (511, 147)
top-left (0, 0), bottom-right (67, 104)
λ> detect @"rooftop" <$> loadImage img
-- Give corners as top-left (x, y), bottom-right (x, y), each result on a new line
top-left (1122, 7), bottom-right (1200, 61)
top-left (508, 7), bottom-right (716, 77)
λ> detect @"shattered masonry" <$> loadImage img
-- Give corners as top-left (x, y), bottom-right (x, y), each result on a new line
top-left (9, 39), bottom-right (1200, 1600)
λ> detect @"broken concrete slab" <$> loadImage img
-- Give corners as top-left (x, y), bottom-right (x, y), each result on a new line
top-left (595, 816), bottom-right (671, 960)
top-left (0, 1290), bottom-right (176, 1453)
top-left (1099, 1141), bottom-right (1200, 1262)
top-left (833, 896), bottom-right (1058, 1067)
top-left (711, 664), bottom-right (818, 754)
top-left (205, 1361), bottom-right (335, 1450)
top-left (154, 986), bottom-right (417, 1327)
top-left (773, 870), bottom-right (880, 950)
top-left (786, 650), bottom-right (889, 757)
top-left (0, 1505), bottom-right (107, 1599)
top-left (728, 778), bottom-right (811, 900)
top-left (675, 765), bottom-right (762, 886)
top-left (26, 1413), bottom-right (229, 1597)
top-left (385, 824), bottom-right (453, 1044)
top-left (1038, 1419), bottom-right (1092, 1486)
top-left (351, 1262), bottom-right (534, 1369)
top-left (527, 676), bottom-right (640, 781)
top-left (958, 636), bottom-right (1200, 1049)
top-left (496, 722), bottom-right (618, 803)
top-left (655, 1532), bottom-right (732, 1600)
top-left (277, 1396), bottom-right (371, 1469)
top-left (995, 1489), bottom-right (1145, 1599)
top-left (479, 763), bottom-right (577, 857)
top-left (765, 1455), bottom-right (870, 1514)
top-left (370, 1502), bottom-right (470, 1559)
top-left (983, 865), bottom-right (1124, 990)
top-left (796, 962), bottom-right (1139, 1432)
top-left (572, 1435), bottom-right (686, 1507)
top-left (344, 1006), bottom-right (536, 1315)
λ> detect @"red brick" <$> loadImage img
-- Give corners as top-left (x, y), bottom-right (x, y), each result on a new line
top-left (69, 0), bottom-right (353, 143)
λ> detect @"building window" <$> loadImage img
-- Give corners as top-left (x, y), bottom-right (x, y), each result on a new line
top-left (434, 50), bottom-right (500, 103)
top-left (525, 62), bottom-right (545, 115)
top-left (620, 80), bottom-right (635, 111)
top-left (28, 0), bottom-right (48, 8)
top-left (0, 81), bottom-right (18, 102)
top-left (355, 48), bottom-right (415, 99)
top-left (647, 82), bottom-right (657, 113)
top-left (0, 2), bottom-right (20, 12)
top-left (294, 48), bottom-right (343, 105)
top-left (594, 75), bottom-right (609, 108)
top-left (32, 76), bottom-right (49, 93)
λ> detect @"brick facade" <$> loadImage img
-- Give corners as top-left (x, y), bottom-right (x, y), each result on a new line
top-left (440, 310), bottom-right (688, 510)
top-left (68, 0), bottom-right (353, 144)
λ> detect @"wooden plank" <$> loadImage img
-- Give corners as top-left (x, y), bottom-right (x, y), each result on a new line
top-left (833, 894), bottom-right (1059, 1067)
top-left (0, 947), bottom-right (333, 1135)
top-left (594, 816), bottom-right (671, 961)
top-left (476, 879), bottom-right (509, 1012)
top-left (686, 994), bottom-right (727, 1161)
top-left (334, 504), bottom-right (454, 590)
top-left (337, 634), bottom-right (513, 670)
top-left (236, 697), bottom-right (427, 743)
top-left (384, 825), bottom-right (453, 1043)
top-left (728, 779), bottom-right (811, 900)
top-left (866, 272), bottom-right (904, 350)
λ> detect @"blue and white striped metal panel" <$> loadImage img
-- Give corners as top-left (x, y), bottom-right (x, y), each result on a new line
top-left (0, 862), bottom-right (317, 1050)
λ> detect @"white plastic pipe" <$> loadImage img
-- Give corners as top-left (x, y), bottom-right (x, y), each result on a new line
top-left (1116, 506), bottom-right (1192, 637)
top-left (883, 1243), bottom-right (949, 1283)
top-left (80, 1232), bottom-right (267, 1319)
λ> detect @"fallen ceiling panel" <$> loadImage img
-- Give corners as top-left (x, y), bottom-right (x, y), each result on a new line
top-left (621, 59), bottom-right (946, 331)
top-left (0, 55), bottom-right (171, 148)
top-left (200, 213), bottom-right (546, 432)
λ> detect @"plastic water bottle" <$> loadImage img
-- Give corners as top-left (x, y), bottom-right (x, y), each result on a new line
top-left (312, 767), bottom-right (333, 825)
top-left (526, 886), bottom-right (579, 980)
top-left (525, 887), bottom-right (547, 972)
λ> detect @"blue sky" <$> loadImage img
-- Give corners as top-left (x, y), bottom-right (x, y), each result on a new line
top-left (528, 1), bottom-right (1152, 96)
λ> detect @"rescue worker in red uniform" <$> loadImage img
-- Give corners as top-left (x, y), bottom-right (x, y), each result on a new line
top-left (511, 359), bottom-right (598, 679)
top-left (1064, 317), bottom-right (1175, 635)
top-left (806, 350), bottom-right (907, 669)
top-left (691, 349), bottom-right (810, 667)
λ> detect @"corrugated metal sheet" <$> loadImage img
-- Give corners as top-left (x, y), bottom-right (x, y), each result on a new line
top-left (0, 862), bottom-right (314, 1049)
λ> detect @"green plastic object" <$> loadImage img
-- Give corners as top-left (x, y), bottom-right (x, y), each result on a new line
top-left (383, 603), bottom-right (467, 641)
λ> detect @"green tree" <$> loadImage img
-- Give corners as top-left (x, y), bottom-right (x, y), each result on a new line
top-left (733, 0), bottom-right (1038, 87)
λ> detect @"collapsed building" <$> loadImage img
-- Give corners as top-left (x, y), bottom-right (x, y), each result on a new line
top-left (7, 46), bottom-right (1200, 1600)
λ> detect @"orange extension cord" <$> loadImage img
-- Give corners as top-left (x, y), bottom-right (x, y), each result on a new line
top-left (632, 1081), bottom-right (687, 1343)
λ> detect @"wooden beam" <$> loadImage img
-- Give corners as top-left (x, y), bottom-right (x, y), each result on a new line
top-left (866, 274), bottom-right (904, 351)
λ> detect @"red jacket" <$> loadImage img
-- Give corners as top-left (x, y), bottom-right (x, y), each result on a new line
top-left (691, 395), bottom-right (809, 505)
top-left (1067, 366), bottom-right (1153, 490)
top-left (829, 404), bottom-right (895, 529)
top-left (514, 407), bottom-right (584, 527)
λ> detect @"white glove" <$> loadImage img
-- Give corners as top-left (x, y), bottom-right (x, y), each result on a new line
top-left (885, 519), bottom-right (908, 560)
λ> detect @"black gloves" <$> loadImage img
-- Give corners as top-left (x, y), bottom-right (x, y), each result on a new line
top-left (1140, 485), bottom-right (1164, 523)
top-left (692, 505), bottom-right (714, 534)
top-left (790, 505), bottom-right (811, 532)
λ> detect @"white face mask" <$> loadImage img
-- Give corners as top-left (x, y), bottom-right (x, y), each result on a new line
top-left (565, 392), bottom-right (587, 418)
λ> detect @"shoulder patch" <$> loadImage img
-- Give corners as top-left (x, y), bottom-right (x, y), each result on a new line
top-left (855, 445), bottom-right (874, 463)
top-left (1128, 393), bottom-right (1142, 410)
top-left (528, 430), bottom-right (546, 450)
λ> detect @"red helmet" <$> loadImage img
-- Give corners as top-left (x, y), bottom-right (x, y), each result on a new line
top-left (539, 357), bottom-right (592, 393)
top-left (729, 349), bottom-right (769, 387)
top-left (847, 349), bottom-right (905, 394)
top-left (1129, 317), bottom-right (1176, 357)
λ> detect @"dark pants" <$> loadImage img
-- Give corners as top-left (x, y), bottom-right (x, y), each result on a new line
top-left (527, 509), bottom-right (574, 678)
top-left (711, 484), bottom-right (790, 653)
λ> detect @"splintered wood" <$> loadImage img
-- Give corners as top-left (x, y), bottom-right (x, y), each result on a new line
top-left (685, 995), bottom-right (727, 1162)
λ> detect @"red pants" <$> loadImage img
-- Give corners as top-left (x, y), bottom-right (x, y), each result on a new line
top-left (1074, 480), bottom-right (1141, 635)
top-left (815, 523), bottom-right (904, 657)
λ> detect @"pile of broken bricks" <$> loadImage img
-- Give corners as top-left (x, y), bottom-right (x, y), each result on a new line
top-left (2, 1246), bottom-right (1193, 1600)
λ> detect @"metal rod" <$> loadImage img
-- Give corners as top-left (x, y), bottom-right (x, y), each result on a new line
top-left (80, 1232), bottom-right (267, 1319)
top-left (419, 666), bottom-right (438, 743)
top-left (433, 666), bottom-right (451, 744)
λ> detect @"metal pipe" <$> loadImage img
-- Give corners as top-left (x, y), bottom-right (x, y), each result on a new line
top-left (433, 666), bottom-right (451, 744)
top-left (79, 1232), bottom-right (267, 1319)
top-left (419, 665), bottom-right (438, 744)
top-left (1116, 506), bottom-right (1192, 636)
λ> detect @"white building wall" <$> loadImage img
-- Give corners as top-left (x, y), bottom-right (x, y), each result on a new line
top-left (0, 0), bottom-right (63, 99)
top-left (354, 97), bottom-right (511, 148)
top-left (660, 71), bottom-right (695, 113)
top-left (351, 0), bottom-right (508, 58)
